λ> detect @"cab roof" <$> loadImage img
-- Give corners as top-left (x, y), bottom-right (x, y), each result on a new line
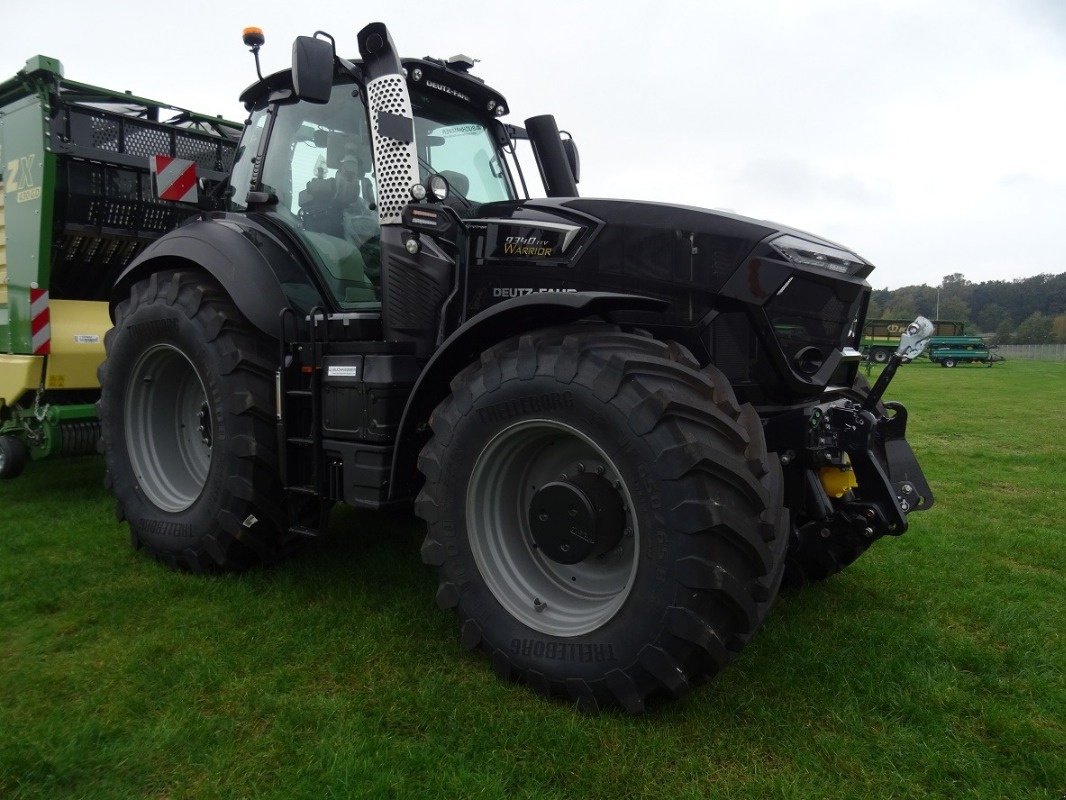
top-left (238, 56), bottom-right (508, 120)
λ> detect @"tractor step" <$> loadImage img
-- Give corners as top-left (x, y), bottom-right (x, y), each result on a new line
top-left (288, 524), bottom-right (320, 539)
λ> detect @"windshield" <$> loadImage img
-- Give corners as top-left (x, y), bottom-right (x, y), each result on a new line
top-left (411, 88), bottom-right (514, 205)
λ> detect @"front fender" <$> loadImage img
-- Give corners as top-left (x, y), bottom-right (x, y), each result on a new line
top-left (388, 291), bottom-right (668, 502)
top-left (112, 216), bottom-right (298, 340)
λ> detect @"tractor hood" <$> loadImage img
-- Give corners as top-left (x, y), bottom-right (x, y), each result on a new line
top-left (464, 197), bottom-right (874, 309)
top-left (462, 197), bottom-right (875, 401)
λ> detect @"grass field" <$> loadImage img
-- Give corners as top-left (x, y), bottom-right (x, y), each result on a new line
top-left (1, 359), bottom-right (1063, 799)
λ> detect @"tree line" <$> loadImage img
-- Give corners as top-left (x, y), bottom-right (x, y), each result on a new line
top-left (868, 272), bottom-right (1066, 344)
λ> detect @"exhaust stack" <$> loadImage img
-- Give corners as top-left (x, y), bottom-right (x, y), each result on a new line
top-left (525, 114), bottom-right (578, 197)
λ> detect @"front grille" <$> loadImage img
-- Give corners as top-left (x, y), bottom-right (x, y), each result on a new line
top-left (766, 274), bottom-right (864, 367)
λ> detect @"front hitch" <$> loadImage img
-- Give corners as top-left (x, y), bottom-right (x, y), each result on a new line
top-left (815, 400), bottom-right (933, 536)
top-left (767, 316), bottom-right (935, 542)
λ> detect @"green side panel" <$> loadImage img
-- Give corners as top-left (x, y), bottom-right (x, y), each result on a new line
top-left (0, 91), bottom-right (56, 354)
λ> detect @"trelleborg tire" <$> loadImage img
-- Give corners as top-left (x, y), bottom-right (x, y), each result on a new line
top-left (416, 324), bottom-right (788, 712)
top-left (97, 269), bottom-right (288, 572)
top-left (782, 373), bottom-right (888, 588)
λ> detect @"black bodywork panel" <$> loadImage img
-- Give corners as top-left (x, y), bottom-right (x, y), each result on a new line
top-left (458, 198), bottom-right (871, 406)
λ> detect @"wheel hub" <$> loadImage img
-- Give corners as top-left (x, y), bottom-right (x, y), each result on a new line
top-left (197, 403), bottom-right (213, 447)
top-left (529, 473), bottom-right (624, 565)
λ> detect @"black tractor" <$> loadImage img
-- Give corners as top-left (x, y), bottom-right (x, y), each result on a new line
top-left (98, 22), bottom-right (934, 712)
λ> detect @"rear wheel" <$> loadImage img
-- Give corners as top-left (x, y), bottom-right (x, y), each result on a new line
top-left (98, 269), bottom-right (288, 572)
top-left (943, 358), bottom-right (957, 368)
top-left (872, 348), bottom-right (890, 364)
top-left (417, 325), bottom-right (788, 712)
top-left (0, 435), bottom-right (29, 479)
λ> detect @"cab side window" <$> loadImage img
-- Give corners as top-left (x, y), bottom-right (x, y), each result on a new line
top-left (258, 83), bottom-right (381, 309)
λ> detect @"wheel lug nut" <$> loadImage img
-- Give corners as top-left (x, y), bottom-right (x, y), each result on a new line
top-left (576, 463), bottom-right (585, 473)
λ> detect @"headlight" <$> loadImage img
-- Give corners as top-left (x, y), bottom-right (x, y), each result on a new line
top-left (770, 234), bottom-right (863, 274)
top-left (428, 174), bottom-right (449, 201)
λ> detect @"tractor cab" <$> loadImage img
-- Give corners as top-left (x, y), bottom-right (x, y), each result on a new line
top-left (227, 44), bottom-right (519, 315)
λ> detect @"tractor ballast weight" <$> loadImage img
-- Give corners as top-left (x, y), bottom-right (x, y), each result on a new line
top-left (98, 21), bottom-right (935, 712)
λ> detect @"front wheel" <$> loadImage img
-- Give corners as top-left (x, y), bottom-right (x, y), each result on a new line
top-left (417, 326), bottom-right (788, 711)
top-left (943, 358), bottom-right (957, 368)
top-left (872, 348), bottom-right (890, 364)
top-left (98, 269), bottom-right (288, 572)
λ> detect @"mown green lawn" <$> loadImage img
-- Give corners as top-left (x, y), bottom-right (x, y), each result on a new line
top-left (1, 359), bottom-right (1063, 799)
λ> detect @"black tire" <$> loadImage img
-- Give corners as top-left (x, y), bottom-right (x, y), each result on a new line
top-left (416, 325), bottom-right (789, 712)
top-left (872, 348), bottom-right (889, 364)
top-left (782, 373), bottom-right (886, 588)
top-left (0, 435), bottom-right (29, 479)
top-left (98, 269), bottom-right (289, 572)
top-left (943, 358), bottom-right (957, 368)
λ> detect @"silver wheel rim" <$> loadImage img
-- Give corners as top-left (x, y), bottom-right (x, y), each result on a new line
top-left (124, 344), bottom-right (213, 513)
top-left (466, 419), bottom-right (639, 638)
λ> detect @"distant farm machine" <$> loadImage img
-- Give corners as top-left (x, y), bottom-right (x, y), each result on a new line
top-left (0, 56), bottom-right (240, 477)
top-left (861, 319), bottom-right (1002, 367)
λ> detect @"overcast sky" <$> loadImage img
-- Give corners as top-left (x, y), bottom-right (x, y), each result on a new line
top-left (5, 0), bottom-right (1063, 289)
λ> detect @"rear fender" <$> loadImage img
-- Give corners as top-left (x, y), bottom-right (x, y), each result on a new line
top-left (388, 291), bottom-right (668, 501)
top-left (111, 216), bottom-right (297, 340)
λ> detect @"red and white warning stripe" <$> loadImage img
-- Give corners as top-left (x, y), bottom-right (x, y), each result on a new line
top-left (149, 155), bottom-right (199, 203)
top-left (30, 288), bottom-right (50, 355)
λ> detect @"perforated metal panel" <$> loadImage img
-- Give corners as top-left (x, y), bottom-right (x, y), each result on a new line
top-left (366, 74), bottom-right (418, 225)
top-left (89, 114), bottom-right (120, 151)
top-left (123, 123), bottom-right (170, 159)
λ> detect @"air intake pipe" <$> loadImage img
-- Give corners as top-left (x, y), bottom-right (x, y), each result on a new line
top-left (525, 114), bottom-right (579, 198)
top-left (357, 22), bottom-right (453, 357)
top-left (357, 22), bottom-right (419, 225)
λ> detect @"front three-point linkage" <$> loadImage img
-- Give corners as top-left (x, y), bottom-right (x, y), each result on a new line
top-left (826, 317), bottom-right (936, 536)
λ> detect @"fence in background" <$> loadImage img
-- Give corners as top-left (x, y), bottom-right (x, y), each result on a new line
top-left (997, 344), bottom-right (1066, 362)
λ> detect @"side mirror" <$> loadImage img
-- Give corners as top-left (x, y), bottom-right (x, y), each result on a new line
top-left (292, 35), bottom-right (334, 104)
top-left (561, 137), bottom-right (580, 184)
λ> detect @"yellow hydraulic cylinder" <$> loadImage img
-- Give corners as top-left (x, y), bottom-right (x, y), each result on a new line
top-left (819, 462), bottom-right (858, 499)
